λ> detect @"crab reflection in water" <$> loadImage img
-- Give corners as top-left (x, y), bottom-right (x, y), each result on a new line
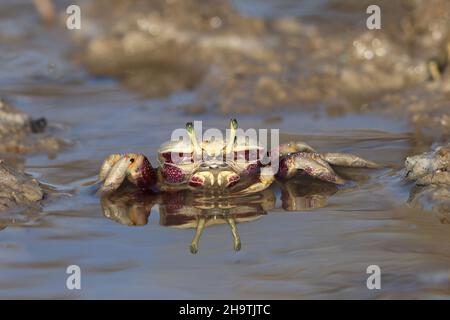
top-left (100, 178), bottom-right (340, 254)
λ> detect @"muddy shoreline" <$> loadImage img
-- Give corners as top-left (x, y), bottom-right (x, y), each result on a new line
top-left (78, 0), bottom-right (450, 142)
top-left (1, 0), bottom-right (450, 299)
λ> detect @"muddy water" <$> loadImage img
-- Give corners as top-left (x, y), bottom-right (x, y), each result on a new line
top-left (1, 1), bottom-right (450, 299)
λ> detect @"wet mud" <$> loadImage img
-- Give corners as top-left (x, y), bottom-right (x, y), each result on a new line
top-left (406, 143), bottom-right (450, 222)
top-left (0, 99), bottom-right (68, 156)
top-left (78, 0), bottom-right (450, 141)
top-left (1, 0), bottom-right (450, 299)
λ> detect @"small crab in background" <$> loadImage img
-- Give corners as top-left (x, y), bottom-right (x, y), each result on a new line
top-left (97, 119), bottom-right (379, 196)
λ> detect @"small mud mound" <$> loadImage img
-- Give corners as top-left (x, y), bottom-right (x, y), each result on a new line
top-left (0, 99), bottom-right (70, 156)
top-left (406, 144), bottom-right (450, 222)
top-left (405, 143), bottom-right (450, 185)
top-left (0, 160), bottom-right (44, 211)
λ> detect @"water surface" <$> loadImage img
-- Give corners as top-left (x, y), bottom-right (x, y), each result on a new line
top-left (1, 0), bottom-right (450, 299)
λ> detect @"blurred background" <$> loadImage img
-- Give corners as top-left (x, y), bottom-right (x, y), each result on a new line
top-left (0, 0), bottom-right (450, 299)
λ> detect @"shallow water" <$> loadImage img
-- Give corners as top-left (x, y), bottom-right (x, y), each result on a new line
top-left (1, 1), bottom-right (450, 299)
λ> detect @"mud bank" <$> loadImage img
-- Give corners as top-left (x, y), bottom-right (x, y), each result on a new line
top-left (0, 99), bottom-right (68, 157)
top-left (77, 0), bottom-right (450, 141)
top-left (0, 160), bottom-right (44, 211)
top-left (406, 143), bottom-right (450, 222)
top-left (0, 99), bottom-right (68, 212)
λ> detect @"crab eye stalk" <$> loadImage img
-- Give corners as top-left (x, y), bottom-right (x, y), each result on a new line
top-left (186, 121), bottom-right (202, 156)
top-left (186, 121), bottom-right (194, 133)
top-left (231, 118), bottom-right (238, 130)
top-left (225, 118), bottom-right (238, 154)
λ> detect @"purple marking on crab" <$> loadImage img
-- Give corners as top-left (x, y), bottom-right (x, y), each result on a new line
top-left (161, 152), bottom-right (172, 163)
top-left (189, 175), bottom-right (204, 187)
top-left (162, 164), bottom-right (184, 183)
top-left (243, 163), bottom-right (260, 176)
top-left (136, 156), bottom-right (157, 190)
top-left (227, 174), bottom-right (240, 187)
top-left (161, 151), bottom-right (194, 164)
top-left (277, 157), bottom-right (292, 178)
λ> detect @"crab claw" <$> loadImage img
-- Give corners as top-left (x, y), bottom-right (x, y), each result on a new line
top-left (322, 153), bottom-right (380, 169)
top-left (99, 154), bottom-right (123, 182)
top-left (98, 153), bottom-right (156, 194)
top-left (278, 152), bottom-right (346, 185)
top-left (99, 155), bottom-right (133, 194)
top-left (277, 141), bottom-right (317, 156)
top-left (268, 141), bottom-right (317, 163)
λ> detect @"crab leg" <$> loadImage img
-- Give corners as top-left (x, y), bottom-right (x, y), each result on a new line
top-left (190, 216), bottom-right (206, 254)
top-left (99, 153), bottom-right (157, 193)
top-left (99, 156), bottom-right (134, 194)
top-left (322, 153), bottom-right (379, 168)
top-left (99, 154), bottom-right (123, 182)
top-left (278, 141), bottom-right (317, 156)
top-left (226, 216), bottom-right (241, 251)
top-left (313, 156), bottom-right (335, 172)
top-left (280, 152), bottom-right (346, 184)
top-left (270, 141), bottom-right (317, 161)
top-left (235, 167), bottom-right (275, 195)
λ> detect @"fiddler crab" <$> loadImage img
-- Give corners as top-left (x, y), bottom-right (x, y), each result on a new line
top-left (98, 119), bottom-right (379, 196)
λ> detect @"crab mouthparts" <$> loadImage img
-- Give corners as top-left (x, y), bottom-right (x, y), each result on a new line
top-left (200, 161), bottom-right (229, 169)
top-left (190, 167), bottom-right (240, 190)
